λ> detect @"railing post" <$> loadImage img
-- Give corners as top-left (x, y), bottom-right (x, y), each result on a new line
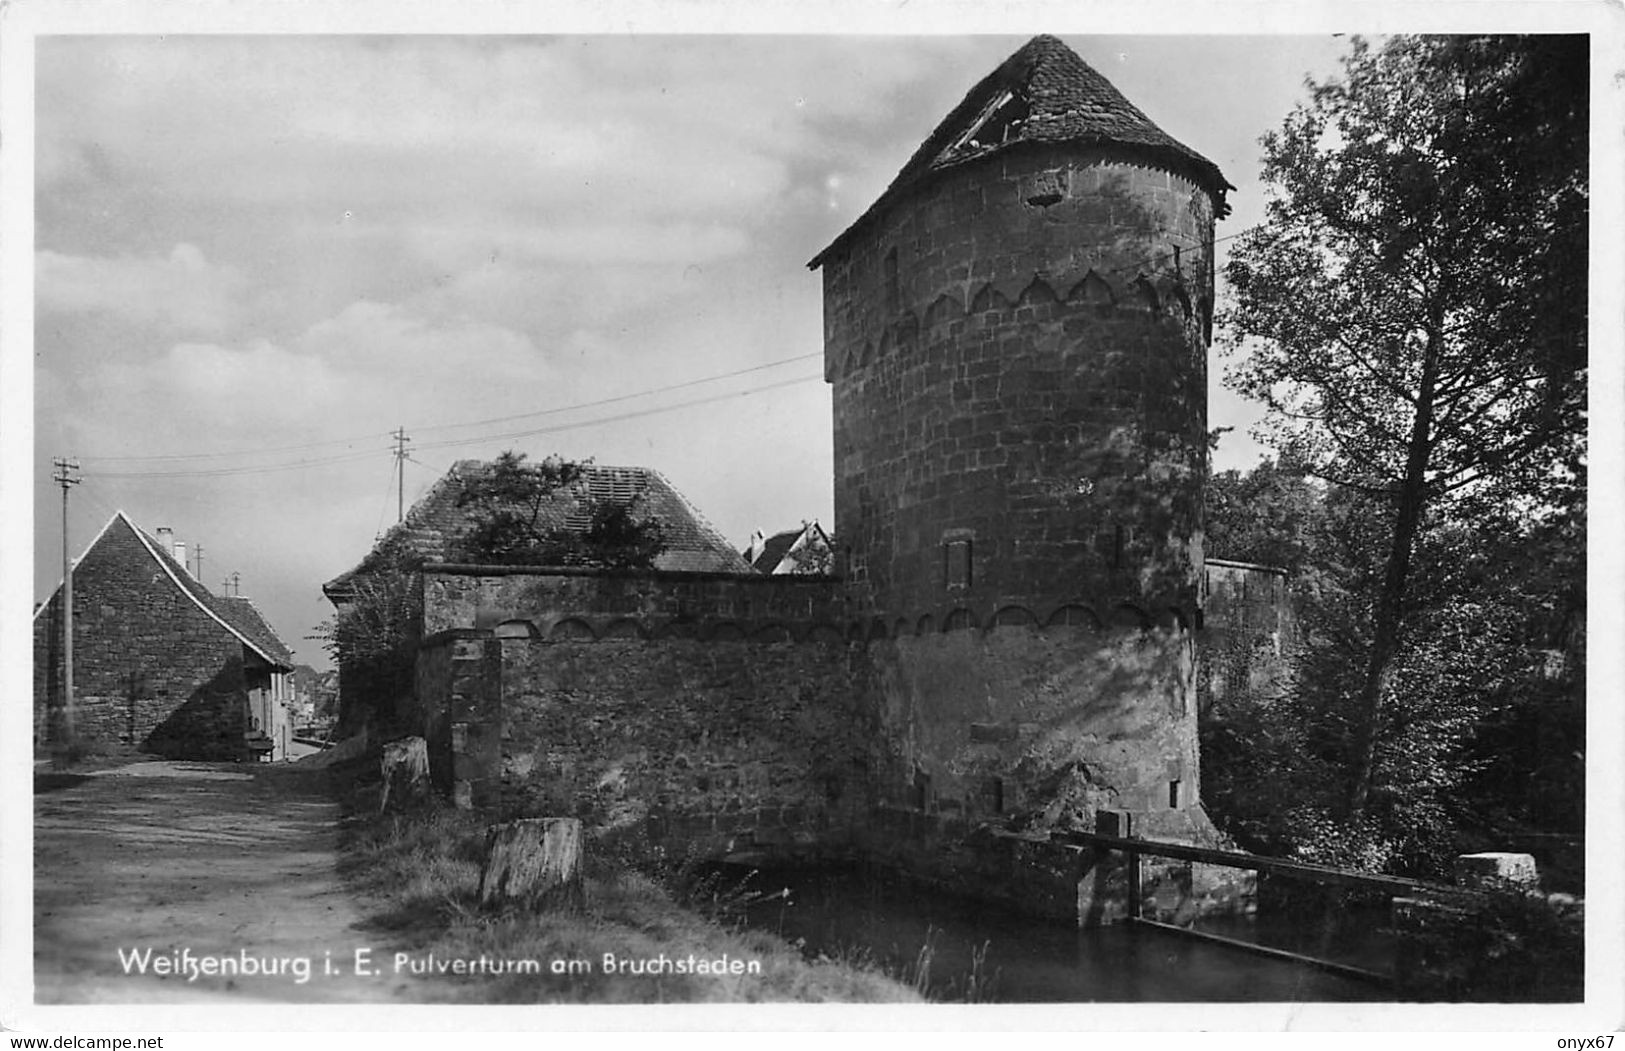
top-left (1127, 844), bottom-right (1142, 921)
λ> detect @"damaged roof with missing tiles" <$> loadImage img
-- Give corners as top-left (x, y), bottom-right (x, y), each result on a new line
top-left (810, 34), bottom-right (1232, 268)
top-left (324, 459), bottom-right (753, 593)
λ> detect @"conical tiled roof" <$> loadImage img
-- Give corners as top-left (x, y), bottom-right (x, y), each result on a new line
top-left (810, 35), bottom-right (1232, 268)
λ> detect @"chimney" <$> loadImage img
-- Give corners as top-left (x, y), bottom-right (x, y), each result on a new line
top-left (157, 526), bottom-right (173, 551)
top-left (174, 540), bottom-right (187, 573)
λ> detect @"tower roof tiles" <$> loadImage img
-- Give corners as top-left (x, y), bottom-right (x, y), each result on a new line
top-left (809, 34), bottom-right (1232, 268)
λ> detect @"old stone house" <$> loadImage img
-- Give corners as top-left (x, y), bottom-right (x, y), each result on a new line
top-left (33, 511), bottom-right (298, 760)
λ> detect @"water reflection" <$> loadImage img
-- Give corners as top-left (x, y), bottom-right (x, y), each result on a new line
top-left (733, 865), bottom-right (1389, 1003)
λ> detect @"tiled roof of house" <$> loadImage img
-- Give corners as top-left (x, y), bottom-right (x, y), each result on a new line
top-left (129, 519), bottom-right (297, 669)
top-left (810, 34), bottom-right (1232, 268)
top-left (217, 596), bottom-right (297, 667)
top-left (324, 459), bottom-right (753, 594)
top-left (749, 528), bottom-right (804, 573)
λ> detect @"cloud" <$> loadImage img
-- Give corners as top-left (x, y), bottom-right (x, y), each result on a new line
top-left (36, 244), bottom-right (246, 333)
top-left (35, 36), bottom-right (986, 241)
top-left (32, 35), bottom-right (1013, 386)
top-left (65, 299), bottom-right (566, 458)
top-left (400, 221), bottom-right (750, 269)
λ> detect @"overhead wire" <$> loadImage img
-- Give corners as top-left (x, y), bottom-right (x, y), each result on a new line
top-left (411, 352), bottom-right (823, 437)
top-left (67, 224), bottom-right (1268, 480)
top-left (371, 454), bottom-right (400, 543)
top-left (414, 374), bottom-right (822, 453)
top-left (75, 352), bottom-right (826, 469)
top-left (85, 447), bottom-right (383, 480)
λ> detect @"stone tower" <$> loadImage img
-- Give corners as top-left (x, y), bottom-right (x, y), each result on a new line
top-left (810, 36), bottom-right (1233, 846)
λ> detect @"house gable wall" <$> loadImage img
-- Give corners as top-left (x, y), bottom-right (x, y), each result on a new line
top-left (34, 516), bottom-right (251, 758)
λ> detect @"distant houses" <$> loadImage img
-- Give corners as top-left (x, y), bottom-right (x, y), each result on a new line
top-left (32, 511), bottom-right (299, 761)
top-left (742, 521), bottom-right (834, 575)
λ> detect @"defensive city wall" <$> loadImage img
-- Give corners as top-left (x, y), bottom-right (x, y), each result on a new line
top-left (407, 561), bottom-right (1270, 923)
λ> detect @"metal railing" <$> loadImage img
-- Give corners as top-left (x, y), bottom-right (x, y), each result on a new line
top-left (1040, 829), bottom-right (1468, 985)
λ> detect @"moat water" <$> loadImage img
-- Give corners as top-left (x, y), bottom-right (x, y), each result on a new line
top-left (730, 865), bottom-right (1393, 1003)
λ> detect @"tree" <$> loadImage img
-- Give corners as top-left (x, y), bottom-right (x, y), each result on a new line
top-left (454, 451), bottom-right (666, 569)
top-left (1206, 459), bottom-right (1326, 573)
top-left (1202, 467), bottom-right (1582, 879)
top-left (320, 548), bottom-right (423, 735)
top-left (1220, 35), bottom-right (1587, 817)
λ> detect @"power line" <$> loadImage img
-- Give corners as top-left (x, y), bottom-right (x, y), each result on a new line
top-left (413, 373), bottom-right (823, 453)
top-left (370, 455), bottom-right (398, 543)
top-left (85, 447), bottom-right (382, 480)
top-left (81, 372), bottom-right (825, 479)
top-left (78, 432), bottom-right (395, 464)
top-left (74, 352), bottom-right (825, 466)
top-left (66, 223), bottom-right (1269, 480)
top-left (411, 352), bottom-right (823, 437)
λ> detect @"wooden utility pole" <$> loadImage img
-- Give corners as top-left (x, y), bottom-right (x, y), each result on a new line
top-left (52, 457), bottom-right (81, 740)
top-left (392, 427), bottom-right (411, 523)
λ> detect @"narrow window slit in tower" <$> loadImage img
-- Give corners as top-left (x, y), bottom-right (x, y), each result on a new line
top-left (1169, 779), bottom-right (1181, 809)
top-left (945, 539), bottom-right (972, 590)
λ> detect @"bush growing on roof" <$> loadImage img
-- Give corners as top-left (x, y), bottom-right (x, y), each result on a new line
top-left (452, 451), bottom-right (667, 569)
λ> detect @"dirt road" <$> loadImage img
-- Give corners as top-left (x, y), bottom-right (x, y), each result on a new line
top-left (33, 758), bottom-right (427, 1004)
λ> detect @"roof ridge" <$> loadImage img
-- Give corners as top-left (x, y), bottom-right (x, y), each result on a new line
top-left (124, 514), bottom-right (294, 668)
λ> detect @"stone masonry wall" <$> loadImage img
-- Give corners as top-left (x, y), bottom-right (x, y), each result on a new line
top-left (422, 564), bottom-right (844, 639)
top-left (414, 630), bottom-right (502, 808)
top-left (33, 516), bottom-right (250, 758)
top-left (1198, 559), bottom-right (1295, 719)
top-left (416, 567), bottom-right (862, 860)
top-left (413, 566), bottom-right (1250, 921)
top-left (852, 615), bottom-right (1230, 904)
top-left (822, 145), bottom-right (1214, 625)
top-left (817, 144), bottom-right (1218, 854)
top-left (498, 634), bottom-right (875, 863)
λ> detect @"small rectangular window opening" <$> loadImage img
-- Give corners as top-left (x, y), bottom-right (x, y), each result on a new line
top-left (1168, 779), bottom-right (1182, 809)
top-left (987, 777), bottom-right (1005, 815)
top-left (945, 539), bottom-right (972, 590)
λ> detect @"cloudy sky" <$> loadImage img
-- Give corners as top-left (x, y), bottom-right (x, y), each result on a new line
top-left (24, 25), bottom-right (1369, 669)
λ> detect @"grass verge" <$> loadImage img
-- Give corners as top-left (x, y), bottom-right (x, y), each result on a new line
top-left (332, 781), bottom-right (922, 1004)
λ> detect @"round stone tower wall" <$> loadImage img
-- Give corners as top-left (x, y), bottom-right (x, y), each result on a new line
top-left (824, 143), bottom-right (1214, 630)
